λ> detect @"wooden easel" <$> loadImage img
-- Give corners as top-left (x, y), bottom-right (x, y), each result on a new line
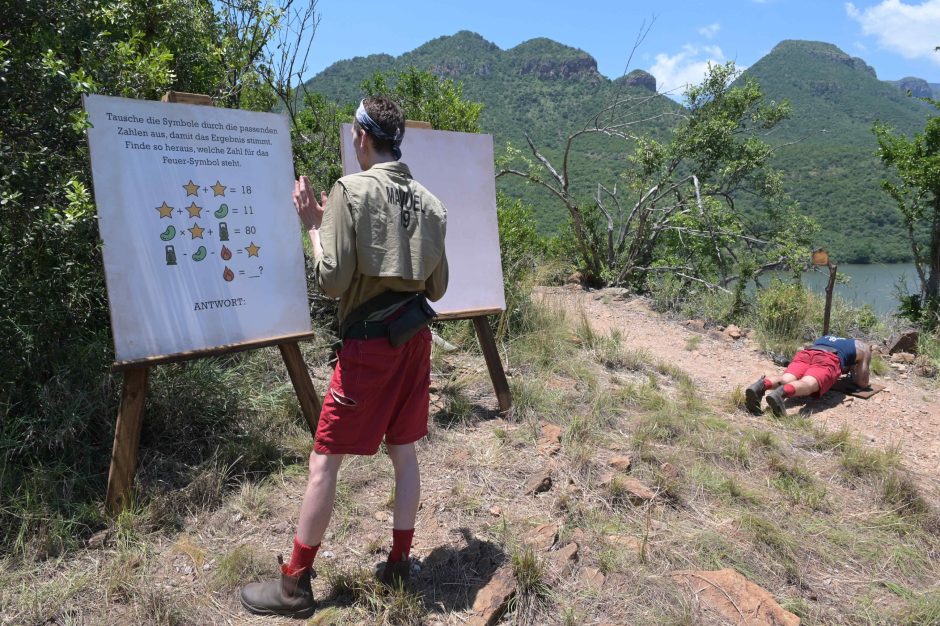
top-left (104, 91), bottom-right (322, 513)
top-left (400, 121), bottom-right (512, 414)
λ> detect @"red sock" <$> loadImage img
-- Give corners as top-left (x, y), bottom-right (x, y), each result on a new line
top-left (389, 528), bottom-right (414, 563)
top-left (285, 536), bottom-right (319, 576)
top-left (783, 384), bottom-right (796, 397)
top-left (763, 378), bottom-right (774, 390)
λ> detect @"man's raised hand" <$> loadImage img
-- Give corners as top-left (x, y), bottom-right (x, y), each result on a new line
top-left (293, 175), bottom-right (327, 231)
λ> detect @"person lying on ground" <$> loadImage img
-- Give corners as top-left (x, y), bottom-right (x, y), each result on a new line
top-left (745, 335), bottom-right (872, 418)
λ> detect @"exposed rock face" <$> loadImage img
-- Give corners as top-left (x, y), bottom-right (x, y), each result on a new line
top-left (624, 69), bottom-right (656, 92)
top-left (520, 55), bottom-right (598, 80)
top-left (896, 76), bottom-right (933, 98)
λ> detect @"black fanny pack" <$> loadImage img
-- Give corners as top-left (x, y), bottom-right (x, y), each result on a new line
top-left (342, 292), bottom-right (437, 347)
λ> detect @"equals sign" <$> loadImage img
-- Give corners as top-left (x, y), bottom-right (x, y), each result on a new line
top-left (232, 208), bottom-right (239, 213)
top-left (229, 187), bottom-right (236, 192)
top-left (234, 229), bottom-right (241, 234)
top-left (237, 250), bottom-right (243, 255)
top-left (239, 270), bottom-right (246, 275)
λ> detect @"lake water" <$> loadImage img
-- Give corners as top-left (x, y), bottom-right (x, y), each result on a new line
top-left (767, 263), bottom-right (919, 315)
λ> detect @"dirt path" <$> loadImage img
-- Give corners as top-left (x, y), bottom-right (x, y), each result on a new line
top-left (536, 286), bottom-right (940, 498)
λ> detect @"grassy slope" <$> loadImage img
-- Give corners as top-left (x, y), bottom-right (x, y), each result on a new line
top-left (3, 296), bottom-right (938, 625)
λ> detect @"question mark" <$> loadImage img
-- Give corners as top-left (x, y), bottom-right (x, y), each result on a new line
top-left (259, 265), bottom-right (263, 275)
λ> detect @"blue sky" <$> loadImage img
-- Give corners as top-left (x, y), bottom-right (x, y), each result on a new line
top-left (303, 0), bottom-right (940, 95)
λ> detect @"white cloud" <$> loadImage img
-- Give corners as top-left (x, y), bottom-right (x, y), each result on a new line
top-left (650, 44), bottom-right (731, 98)
top-left (846, 0), bottom-right (940, 65)
top-left (698, 23), bottom-right (721, 38)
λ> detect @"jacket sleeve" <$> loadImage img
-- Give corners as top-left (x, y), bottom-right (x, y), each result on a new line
top-left (315, 182), bottom-right (356, 298)
top-left (424, 246), bottom-right (449, 302)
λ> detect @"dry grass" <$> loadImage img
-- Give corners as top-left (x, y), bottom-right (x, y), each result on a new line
top-left (3, 297), bottom-right (939, 625)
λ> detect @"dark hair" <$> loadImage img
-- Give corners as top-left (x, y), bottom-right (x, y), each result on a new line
top-left (355, 96), bottom-right (405, 155)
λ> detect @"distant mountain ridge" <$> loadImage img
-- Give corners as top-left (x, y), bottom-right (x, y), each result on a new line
top-left (303, 32), bottom-right (935, 263)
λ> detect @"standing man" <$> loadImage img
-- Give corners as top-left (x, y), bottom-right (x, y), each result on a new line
top-left (745, 335), bottom-right (872, 417)
top-left (240, 96), bottom-right (448, 618)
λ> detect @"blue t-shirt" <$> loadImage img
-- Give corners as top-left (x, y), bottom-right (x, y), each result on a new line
top-left (812, 336), bottom-right (856, 370)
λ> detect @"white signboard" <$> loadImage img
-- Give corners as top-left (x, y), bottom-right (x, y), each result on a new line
top-left (340, 124), bottom-right (505, 317)
top-left (84, 95), bottom-right (310, 364)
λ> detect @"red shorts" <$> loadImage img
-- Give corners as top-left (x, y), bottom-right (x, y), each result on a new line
top-left (314, 326), bottom-right (431, 455)
top-left (785, 349), bottom-right (842, 397)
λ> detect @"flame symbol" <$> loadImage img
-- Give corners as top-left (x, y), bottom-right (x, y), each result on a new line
top-left (220, 245), bottom-right (232, 260)
top-left (223, 266), bottom-right (234, 282)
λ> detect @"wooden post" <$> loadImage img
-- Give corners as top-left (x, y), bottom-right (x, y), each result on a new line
top-left (823, 262), bottom-right (838, 335)
top-left (105, 367), bottom-right (149, 514)
top-left (279, 341), bottom-right (322, 436)
top-left (472, 316), bottom-right (512, 413)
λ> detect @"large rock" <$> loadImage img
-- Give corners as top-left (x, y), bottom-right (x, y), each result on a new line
top-left (670, 569), bottom-right (800, 626)
top-left (895, 76), bottom-right (933, 98)
top-left (470, 565), bottom-right (516, 626)
top-left (887, 331), bottom-right (919, 355)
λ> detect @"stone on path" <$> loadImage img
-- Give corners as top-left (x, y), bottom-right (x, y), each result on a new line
top-left (525, 523), bottom-right (559, 551)
top-left (550, 542), bottom-right (579, 576)
top-left (887, 331), bottom-right (919, 355)
top-left (524, 468), bottom-right (553, 495)
top-left (724, 324), bottom-right (742, 340)
top-left (608, 455), bottom-right (632, 472)
top-left (670, 568), bottom-right (800, 626)
top-left (470, 565), bottom-right (516, 626)
top-left (537, 423), bottom-right (563, 456)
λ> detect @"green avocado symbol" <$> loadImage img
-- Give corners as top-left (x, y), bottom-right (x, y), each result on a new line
top-left (214, 203), bottom-right (229, 219)
top-left (192, 245), bottom-right (207, 262)
top-left (160, 225), bottom-right (176, 241)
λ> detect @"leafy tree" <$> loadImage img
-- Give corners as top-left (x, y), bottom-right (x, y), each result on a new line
top-left (497, 62), bottom-right (816, 291)
top-left (359, 66), bottom-right (484, 133)
top-left (874, 100), bottom-right (940, 327)
top-left (0, 0), bottom-right (316, 555)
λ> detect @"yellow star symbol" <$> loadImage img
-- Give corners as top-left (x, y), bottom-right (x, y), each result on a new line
top-left (189, 223), bottom-right (204, 239)
top-left (186, 202), bottom-right (203, 218)
top-left (211, 181), bottom-right (226, 197)
top-left (183, 180), bottom-right (200, 196)
top-left (155, 201), bottom-right (173, 218)
top-left (245, 242), bottom-right (261, 257)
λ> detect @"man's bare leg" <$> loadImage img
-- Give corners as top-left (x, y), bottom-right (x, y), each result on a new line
top-left (296, 451), bottom-right (345, 546)
top-left (766, 375), bottom-right (820, 416)
top-left (387, 443), bottom-right (420, 529)
top-left (379, 443), bottom-right (420, 585)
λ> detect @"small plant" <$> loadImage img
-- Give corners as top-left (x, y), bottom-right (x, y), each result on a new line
top-left (685, 334), bottom-right (702, 351)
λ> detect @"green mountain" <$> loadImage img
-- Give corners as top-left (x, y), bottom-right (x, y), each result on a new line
top-left (303, 33), bottom-right (934, 263)
top-left (303, 31), bottom-right (680, 230)
top-left (741, 40), bottom-right (932, 262)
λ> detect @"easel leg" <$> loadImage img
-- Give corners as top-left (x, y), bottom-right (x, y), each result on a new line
top-left (472, 316), bottom-right (512, 413)
top-left (279, 341), bottom-right (322, 436)
top-left (105, 367), bottom-right (149, 514)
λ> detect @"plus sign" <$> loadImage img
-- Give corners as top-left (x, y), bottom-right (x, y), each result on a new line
top-left (177, 209), bottom-right (183, 215)
top-left (203, 187), bottom-right (209, 192)
top-left (207, 228), bottom-right (213, 236)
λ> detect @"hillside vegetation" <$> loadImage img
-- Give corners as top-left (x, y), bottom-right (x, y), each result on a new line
top-left (303, 33), bottom-right (936, 264)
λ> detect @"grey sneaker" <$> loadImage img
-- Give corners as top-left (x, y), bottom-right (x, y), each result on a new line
top-left (765, 386), bottom-right (787, 418)
top-left (744, 377), bottom-right (767, 415)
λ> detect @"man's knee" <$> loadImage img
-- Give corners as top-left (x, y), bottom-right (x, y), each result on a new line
top-left (308, 450), bottom-right (343, 481)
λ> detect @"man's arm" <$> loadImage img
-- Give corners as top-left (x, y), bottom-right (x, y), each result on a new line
top-left (425, 249), bottom-right (448, 302)
top-left (850, 340), bottom-right (872, 389)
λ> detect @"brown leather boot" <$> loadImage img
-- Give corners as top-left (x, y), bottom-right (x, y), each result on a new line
top-left (375, 556), bottom-right (411, 588)
top-left (240, 555), bottom-right (316, 618)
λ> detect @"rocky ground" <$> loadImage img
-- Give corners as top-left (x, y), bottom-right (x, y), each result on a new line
top-left (4, 286), bottom-right (939, 625)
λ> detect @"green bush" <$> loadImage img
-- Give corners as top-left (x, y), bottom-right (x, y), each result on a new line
top-left (755, 280), bottom-right (810, 354)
